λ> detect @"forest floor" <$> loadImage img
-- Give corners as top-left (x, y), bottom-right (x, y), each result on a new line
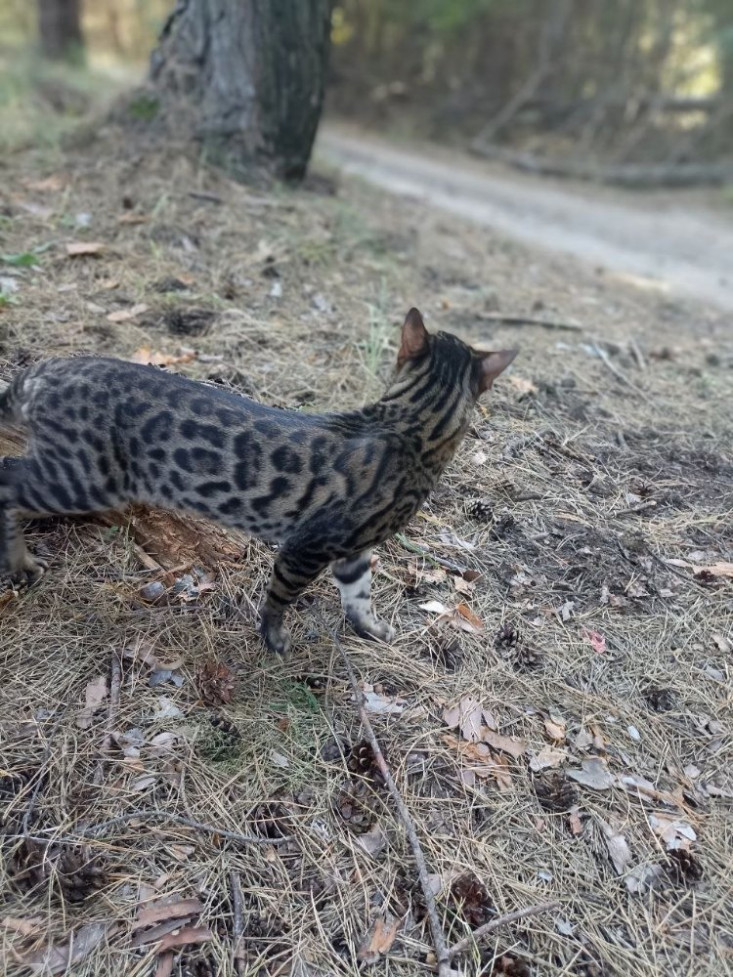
top-left (1, 85), bottom-right (732, 977)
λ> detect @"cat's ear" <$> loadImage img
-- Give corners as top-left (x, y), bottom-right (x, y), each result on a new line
top-left (397, 308), bottom-right (429, 367)
top-left (478, 349), bottom-right (518, 393)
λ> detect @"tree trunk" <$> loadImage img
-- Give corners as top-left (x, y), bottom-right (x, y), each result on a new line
top-left (149, 0), bottom-right (332, 182)
top-left (37, 0), bottom-right (84, 61)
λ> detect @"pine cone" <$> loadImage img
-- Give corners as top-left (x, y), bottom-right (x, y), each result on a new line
top-left (251, 801), bottom-right (291, 840)
top-left (10, 840), bottom-right (106, 902)
top-left (533, 772), bottom-right (578, 813)
top-left (490, 513), bottom-right (516, 540)
top-left (492, 954), bottom-right (532, 976)
top-left (196, 660), bottom-right (235, 705)
top-left (512, 643), bottom-right (544, 672)
top-left (347, 740), bottom-right (384, 785)
top-left (644, 687), bottom-right (675, 712)
top-left (436, 636), bottom-right (464, 672)
top-left (449, 873), bottom-right (494, 928)
top-left (495, 623), bottom-right (520, 650)
top-left (334, 780), bottom-right (375, 834)
top-left (667, 848), bottom-right (703, 884)
top-left (467, 498), bottom-right (493, 522)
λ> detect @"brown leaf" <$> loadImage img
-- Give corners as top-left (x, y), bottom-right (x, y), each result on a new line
top-left (66, 241), bottom-right (106, 257)
top-left (26, 175), bottom-right (65, 192)
top-left (695, 561), bottom-right (733, 578)
top-left (154, 953), bottom-right (175, 977)
top-left (454, 602), bottom-right (484, 632)
top-left (157, 924), bottom-right (212, 952)
top-left (598, 818), bottom-right (633, 875)
top-left (76, 674), bottom-right (108, 729)
top-left (482, 729), bottom-right (527, 759)
top-left (107, 304), bottom-right (149, 323)
top-left (544, 718), bottom-right (566, 743)
top-left (23, 921), bottom-right (115, 974)
top-left (118, 213), bottom-right (149, 225)
top-left (1, 916), bottom-right (44, 937)
top-left (134, 897), bottom-right (205, 931)
top-left (567, 806), bottom-right (583, 836)
top-left (529, 745), bottom-right (566, 772)
top-left (452, 575), bottom-right (475, 595)
top-left (567, 757), bottom-right (615, 791)
top-left (357, 915), bottom-right (401, 963)
top-left (128, 344), bottom-right (198, 364)
top-left (122, 638), bottom-right (159, 669)
top-left (443, 696), bottom-right (483, 742)
top-left (509, 375), bottom-right (538, 397)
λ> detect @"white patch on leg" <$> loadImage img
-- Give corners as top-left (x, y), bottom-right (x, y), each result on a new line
top-left (333, 564), bottom-right (395, 642)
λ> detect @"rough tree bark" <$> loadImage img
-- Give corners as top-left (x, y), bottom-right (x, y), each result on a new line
top-left (148, 0), bottom-right (332, 182)
top-left (37, 0), bottom-right (84, 61)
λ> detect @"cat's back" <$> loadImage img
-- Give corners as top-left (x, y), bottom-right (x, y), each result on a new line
top-left (3, 355), bottom-right (269, 428)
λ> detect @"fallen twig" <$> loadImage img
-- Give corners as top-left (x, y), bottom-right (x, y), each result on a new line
top-left (229, 871), bottom-right (245, 976)
top-left (10, 812), bottom-right (291, 847)
top-left (446, 901), bottom-right (559, 961)
top-left (396, 534), bottom-right (472, 576)
top-left (320, 614), bottom-right (456, 977)
top-left (94, 649), bottom-right (122, 786)
top-left (477, 312), bottom-right (582, 332)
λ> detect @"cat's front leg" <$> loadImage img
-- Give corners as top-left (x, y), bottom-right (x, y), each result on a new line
top-left (332, 551), bottom-right (395, 643)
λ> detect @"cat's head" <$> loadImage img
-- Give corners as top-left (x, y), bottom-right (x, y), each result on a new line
top-left (393, 307), bottom-right (517, 399)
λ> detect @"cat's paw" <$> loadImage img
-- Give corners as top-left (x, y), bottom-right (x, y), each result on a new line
top-left (259, 612), bottom-right (292, 656)
top-left (0, 557), bottom-right (47, 592)
top-left (349, 613), bottom-right (395, 644)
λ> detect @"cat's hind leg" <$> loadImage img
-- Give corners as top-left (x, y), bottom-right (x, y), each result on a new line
top-left (332, 550), bottom-right (395, 643)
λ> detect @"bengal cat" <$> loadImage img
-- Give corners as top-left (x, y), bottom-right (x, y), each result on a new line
top-left (0, 308), bottom-right (516, 653)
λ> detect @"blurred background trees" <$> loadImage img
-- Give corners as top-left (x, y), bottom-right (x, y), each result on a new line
top-left (0, 0), bottom-right (731, 178)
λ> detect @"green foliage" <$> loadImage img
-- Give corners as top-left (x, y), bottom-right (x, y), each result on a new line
top-left (127, 93), bottom-right (160, 122)
top-left (1, 251), bottom-right (38, 267)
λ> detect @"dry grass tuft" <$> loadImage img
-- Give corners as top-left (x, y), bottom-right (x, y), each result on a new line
top-left (1, 118), bottom-right (732, 976)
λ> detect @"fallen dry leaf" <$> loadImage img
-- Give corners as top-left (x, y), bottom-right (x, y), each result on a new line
top-left (1, 916), bottom-right (44, 937)
top-left (529, 745), bottom-right (567, 772)
top-left (649, 813), bottom-right (696, 850)
top-left (360, 683), bottom-right (406, 715)
top-left (598, 817), bottom-right (633, 875)
top-left (443, 696), bottom-right (483, 743)
top-left (454, 602), bottom-right (484, 632)
top-left (544, 718), bottom-right (566, 743)
top-left (452, 575), bottom-right (475, 595)
top-left (23, 921), bottom-right (116, 975)
top-left (482, 728), bottom-right (527, 759)
top-left (509, 375), bottom-right (538, 397)
top-left (76, 674), bottom-right (108, 729)
top-left (567, 757), bottom-right (615, 791)
top-left (118, 213), bottom-right (149, 225)
top-left (128, 345), bottom-right (197, 365)
top-left (567, 806), bottom-right (583, 836)
top-left (695, 562), bottom-right (733, 579)
top-left (26, 175), bottom-right (65, 192)
top-left (358, 915), bottom-right (401, 963)
top-left (66, 241), bottom-right (106, 257)
top-left (157, 925), bottom-right (212, 952)
top-left (583, 629), bottom-right (606, 654)
top-left (134, 897), bottom-right (204, 930)
top-left (154, 954), bottom-right (175, 977)
top-left (108, 303), bottom-right (149, 323)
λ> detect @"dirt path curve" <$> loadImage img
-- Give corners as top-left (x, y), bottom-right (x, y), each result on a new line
top-left (316, 125), bottom-right (733, 312)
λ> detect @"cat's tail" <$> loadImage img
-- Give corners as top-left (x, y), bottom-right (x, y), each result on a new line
top-left (0, 373), bottom-right (26, 427)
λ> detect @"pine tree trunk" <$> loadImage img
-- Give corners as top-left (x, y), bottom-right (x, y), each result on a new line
top-left (149, 0), bottom-right (332, 182)
top-left (37, 0), bottom-right (84, 62)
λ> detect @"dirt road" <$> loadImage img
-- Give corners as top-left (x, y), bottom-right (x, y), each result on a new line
top-left (317, 125), bottom-right (733, 312)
